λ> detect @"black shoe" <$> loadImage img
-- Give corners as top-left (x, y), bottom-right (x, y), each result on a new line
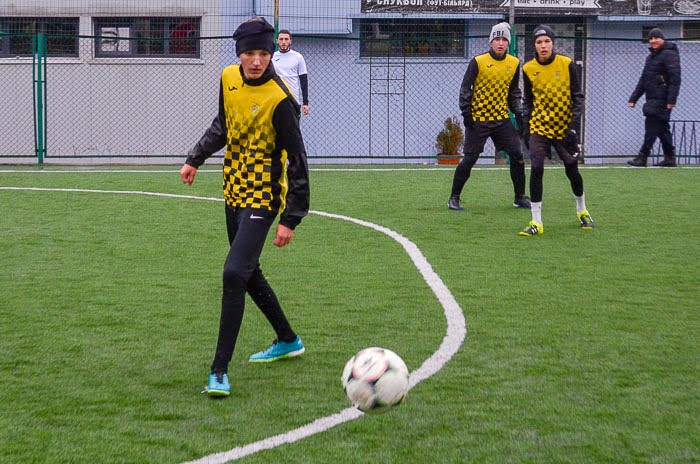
top-left (627, 156), bottom-right (647, 167)
top-left (655, 157), bottom-right (677, 167)
top-left (448, 195), bottom-right (464, 211)
top-left (513, 195), bottom-right (531, 209)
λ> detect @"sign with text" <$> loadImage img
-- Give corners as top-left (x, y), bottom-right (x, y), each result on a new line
top-left (498, 0), bottom-right (601, 9)
top-left (361, 0), bottom-right (694, 16)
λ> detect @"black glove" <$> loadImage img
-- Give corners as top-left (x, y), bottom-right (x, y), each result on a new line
top-left (463, 113), bottom-right (475, 129)
top-left (564, 128), bottom-right (580, 157)
top-left (564, 128), bottom-right (579, 143)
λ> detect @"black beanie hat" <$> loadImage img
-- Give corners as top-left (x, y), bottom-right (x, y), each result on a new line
top-left (648, 28), bottom-right (665, 40)
top-left (533, 25), bottom-right (555, 42)
top-left (232, 17), bottom-right (275, 56)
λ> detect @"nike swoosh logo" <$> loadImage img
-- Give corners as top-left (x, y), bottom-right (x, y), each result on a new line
top-left (250, 214), bottom-right (265, 219)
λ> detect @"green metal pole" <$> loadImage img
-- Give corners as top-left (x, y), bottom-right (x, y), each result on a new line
top-left (32, 35), bottom-right (37, 162)
top-left (35, 33), bottom-right (46, 164)
top-left (273, 0), bottom-right (280, 51)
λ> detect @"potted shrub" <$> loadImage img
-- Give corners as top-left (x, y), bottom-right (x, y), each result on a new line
top-left (436, 116), bottom-right (463, 165)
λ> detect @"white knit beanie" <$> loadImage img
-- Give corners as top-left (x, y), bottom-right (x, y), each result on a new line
top-left (489, 22), bottom-right (511, 44)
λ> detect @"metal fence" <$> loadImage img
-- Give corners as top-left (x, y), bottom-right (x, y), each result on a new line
top-left (1, 32), bottom-right (698, 164)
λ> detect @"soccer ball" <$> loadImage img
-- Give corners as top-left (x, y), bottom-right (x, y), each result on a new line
top-left (341, 347), bottom-right (409, 414)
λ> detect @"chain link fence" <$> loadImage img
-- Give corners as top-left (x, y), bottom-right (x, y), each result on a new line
top-left (1, 31), bottom-right (698, 164)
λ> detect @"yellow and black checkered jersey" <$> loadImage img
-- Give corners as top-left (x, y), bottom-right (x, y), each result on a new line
top-left (220, 64), bottom-right (290, 213)
top-left (522, 54), bottom-right (574, 140)
top-left (471, 53), bottom-right (520, 122)
top-left (186, 64), bottom-right (309, 229)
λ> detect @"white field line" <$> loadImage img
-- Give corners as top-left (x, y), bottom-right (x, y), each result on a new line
top-left (1, 186), bottom-right (467, 463)
top-left (0, 186), bottom-right (222, 201)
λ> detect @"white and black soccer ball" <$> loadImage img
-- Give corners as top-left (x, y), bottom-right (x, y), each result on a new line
top-left (341, 347), bottom-right (409, 414)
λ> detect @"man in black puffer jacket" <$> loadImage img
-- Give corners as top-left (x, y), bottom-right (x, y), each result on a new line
top-left (628, 28), bottom-right (681, 167)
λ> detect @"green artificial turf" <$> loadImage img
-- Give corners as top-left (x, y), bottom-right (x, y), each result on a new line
top-left (0, 165), bottom-right (697, 463)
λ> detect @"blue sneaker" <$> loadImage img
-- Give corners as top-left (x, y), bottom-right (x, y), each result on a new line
top-left (249, 336), bottom-right (305, 363)
top-left (206, 371), bottom-right (230, 397)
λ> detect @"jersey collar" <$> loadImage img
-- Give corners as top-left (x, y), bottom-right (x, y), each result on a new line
top-left (239, 62), bottom-right (276, 86)
top-left (488, 49), bottom-right (508, 61)
top-left (536, 52), bottom-right (557, 66)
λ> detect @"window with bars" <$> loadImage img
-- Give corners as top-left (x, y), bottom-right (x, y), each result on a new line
top-left (359, 19), bottom-right (465, 58)
top-left (0, 17), bottom-right (79, 57)
top-left (94, 17), bottom-right (201, 58)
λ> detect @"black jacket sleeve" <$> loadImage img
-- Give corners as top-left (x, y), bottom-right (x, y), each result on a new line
top-left (186, 79), bottom-right (227, 168)
top-left (459, 58), bottom-right (479, 121)
top-left (507, 63), bottom-right (523, 120)
top-left (629, 72), bottom-right (645, 105)
top-left (568, 61), bottom-right (584, 129)
top-left (299, 74), bottom-right (309, 105)
top-left (272, 97), bottom-right (310, 230)
top-left (664, 48), bottom-right (681, 105)
top-left (522, 71), bottom-right (533, 121)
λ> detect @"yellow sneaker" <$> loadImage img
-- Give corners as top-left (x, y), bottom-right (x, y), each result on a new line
top-left (518, 220), bottom-right (543, 236)
top-left (577, 210), bottom-right (595, 230)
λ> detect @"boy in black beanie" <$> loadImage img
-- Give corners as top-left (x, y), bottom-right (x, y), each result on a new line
top-left (519, 25), bottom-right (594, 236)
top-left (180, 16), bottom-right (310, 397)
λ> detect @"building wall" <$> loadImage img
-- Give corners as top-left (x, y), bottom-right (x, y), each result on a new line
top-left (0, 0), bottom-right (225, 158)
top-left (1, 0), bottom-right (697, 162)
top-left (291, 17), bottom-right (698, 162)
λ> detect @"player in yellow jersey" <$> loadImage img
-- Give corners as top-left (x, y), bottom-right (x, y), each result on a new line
top-left (448, 22), bottom-right (531, 212)
top-left (518, 25), bottom-right (594, 236)
top-left (180, 17), bottom-right (310, 397)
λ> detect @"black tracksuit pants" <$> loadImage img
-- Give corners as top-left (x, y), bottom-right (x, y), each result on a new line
top-left (211, 205), bottom-right (296, 373)
top-left (528, 134), bottom-right (584, 203)
top-left (451, 119), bottom-right (526, 198)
